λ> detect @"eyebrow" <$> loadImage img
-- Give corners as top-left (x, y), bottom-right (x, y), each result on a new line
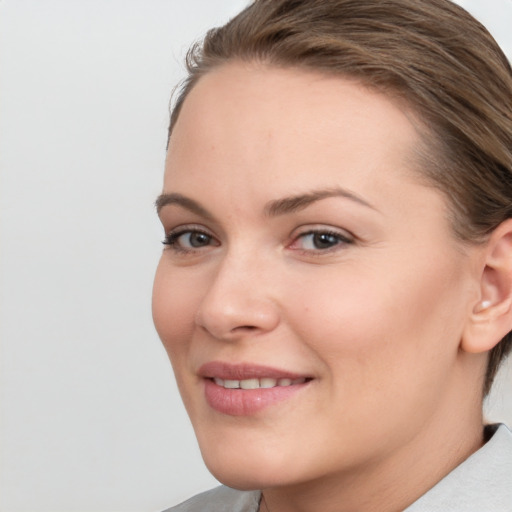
top-left (155, 193), bottom-right (214, 219)
top-left (155, 187), bottom-right (376, 218)
top-left (264, 187), bottom-right (377, 217)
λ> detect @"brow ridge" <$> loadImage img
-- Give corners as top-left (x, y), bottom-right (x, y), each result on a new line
top-left (264, 187), bottom-right (376, 217)
top-left (155, 187), bottom-right (375, 219)
top-left (155, 193), bottom-right (214, 219)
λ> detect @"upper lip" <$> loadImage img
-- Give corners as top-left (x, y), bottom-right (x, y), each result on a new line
top-left (198, 361), bottom-right (311, 380)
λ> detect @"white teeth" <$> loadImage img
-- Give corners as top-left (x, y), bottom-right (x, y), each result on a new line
top-left (260, 378), bottom-right (277, 388)
top-left (240, 378), bottom-right (260, 390)
top-left (212, 377), bottom-right (307, 389)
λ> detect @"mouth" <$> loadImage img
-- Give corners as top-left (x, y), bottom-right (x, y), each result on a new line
top-left (198, 362), bottom-right (313, 416)
top-left (211, 376), bottom-right (309, 389)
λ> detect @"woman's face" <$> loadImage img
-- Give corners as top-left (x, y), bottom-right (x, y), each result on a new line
top-left (153, 64), bottom-right (481, 489)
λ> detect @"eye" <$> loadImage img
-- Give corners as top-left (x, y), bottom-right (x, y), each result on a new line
top-left (163, 227), bottom-right (219, 253)
top-left (290, 228), bottom-right (353, 253)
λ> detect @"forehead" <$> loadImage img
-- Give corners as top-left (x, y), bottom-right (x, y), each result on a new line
top-left (171, 63), bottom-right (421, 143)
top-left (165, 63), bottom-right (424, 203)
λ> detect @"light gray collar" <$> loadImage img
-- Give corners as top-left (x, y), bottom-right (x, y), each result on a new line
top-left (405, 424), bottom-right (512, 511)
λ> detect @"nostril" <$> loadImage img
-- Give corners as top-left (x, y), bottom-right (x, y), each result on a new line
top-left (233, 325), bottom-right (258, 332)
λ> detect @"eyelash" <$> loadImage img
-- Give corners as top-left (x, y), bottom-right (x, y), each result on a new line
top-left (162, 227), bottom-right (354, 255)
top-left (162, 227), bottom-right (218, 254)
top-left (289, 228), bottom-right (354, 255)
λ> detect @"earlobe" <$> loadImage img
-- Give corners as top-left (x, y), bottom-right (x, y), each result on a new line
top-left (462, 219), bottom-right (512, 354)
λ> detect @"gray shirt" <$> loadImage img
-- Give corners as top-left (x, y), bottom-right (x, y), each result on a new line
top-left (166, 424), bottom-right (512, 511)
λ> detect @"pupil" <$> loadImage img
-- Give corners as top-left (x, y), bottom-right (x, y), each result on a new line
top-left (313, 233), bottom-right (337, 249)
top-left (190, 232), bottom-right (210, 247)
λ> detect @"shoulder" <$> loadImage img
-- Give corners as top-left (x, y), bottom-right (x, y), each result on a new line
top-left (163, 485), bottom-right (261, 512)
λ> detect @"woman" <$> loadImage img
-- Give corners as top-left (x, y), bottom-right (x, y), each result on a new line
top-left (153, 0), bottom-right (512, 510)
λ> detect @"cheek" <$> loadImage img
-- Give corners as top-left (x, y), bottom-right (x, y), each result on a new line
top-left (288, 253), bottom-right (467, 393)
top-left (152, 259), bottom-right (200, 358)
top-left (152, 259), bottom-right (208, 418)
top-left (278, 256), bottom-right (468, 457)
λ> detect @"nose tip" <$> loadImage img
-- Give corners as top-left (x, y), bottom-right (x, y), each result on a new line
top-left (196, 298), bottom-right (280, 341)
top-left (195, 272), bottom-right (280, 341)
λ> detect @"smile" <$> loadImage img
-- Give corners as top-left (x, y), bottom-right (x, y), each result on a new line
top-left (200, 362), bottom-right (313, 415)
top-left (212, 377), bottom-right (308, 389)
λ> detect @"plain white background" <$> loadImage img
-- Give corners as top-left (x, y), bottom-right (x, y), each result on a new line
top-left (1, 1), bottom-right (511, 511)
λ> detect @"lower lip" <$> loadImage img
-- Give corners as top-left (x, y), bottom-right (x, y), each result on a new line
top-left (204, 379), bottom-right (309, 416)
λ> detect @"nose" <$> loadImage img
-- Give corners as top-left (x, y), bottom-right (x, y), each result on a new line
top-left (195, 252), bottom-right (281, 341)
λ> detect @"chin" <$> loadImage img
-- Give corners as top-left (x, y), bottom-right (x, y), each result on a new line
top-left (200, 443), bottom-right (299, 491)
top-left (204, 459), bottom-right (273, 490)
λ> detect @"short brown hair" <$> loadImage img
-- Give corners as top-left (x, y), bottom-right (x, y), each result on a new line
top-left (168, 0), bottom-right (512, 395)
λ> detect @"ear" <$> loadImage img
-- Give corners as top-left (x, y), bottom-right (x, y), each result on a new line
top-left (461, 219), bottom-right (512, 354)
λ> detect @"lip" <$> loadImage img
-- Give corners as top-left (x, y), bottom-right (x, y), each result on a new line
top-left (199, 361), bottom-right (312, 416)
top-left (198, 361), bottom-right (309, 380)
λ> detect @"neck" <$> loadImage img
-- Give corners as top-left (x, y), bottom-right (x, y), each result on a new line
top-left (260, 378), bottom-right (485, 512)
top-left (262, 424), bottom-right (483, 512)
